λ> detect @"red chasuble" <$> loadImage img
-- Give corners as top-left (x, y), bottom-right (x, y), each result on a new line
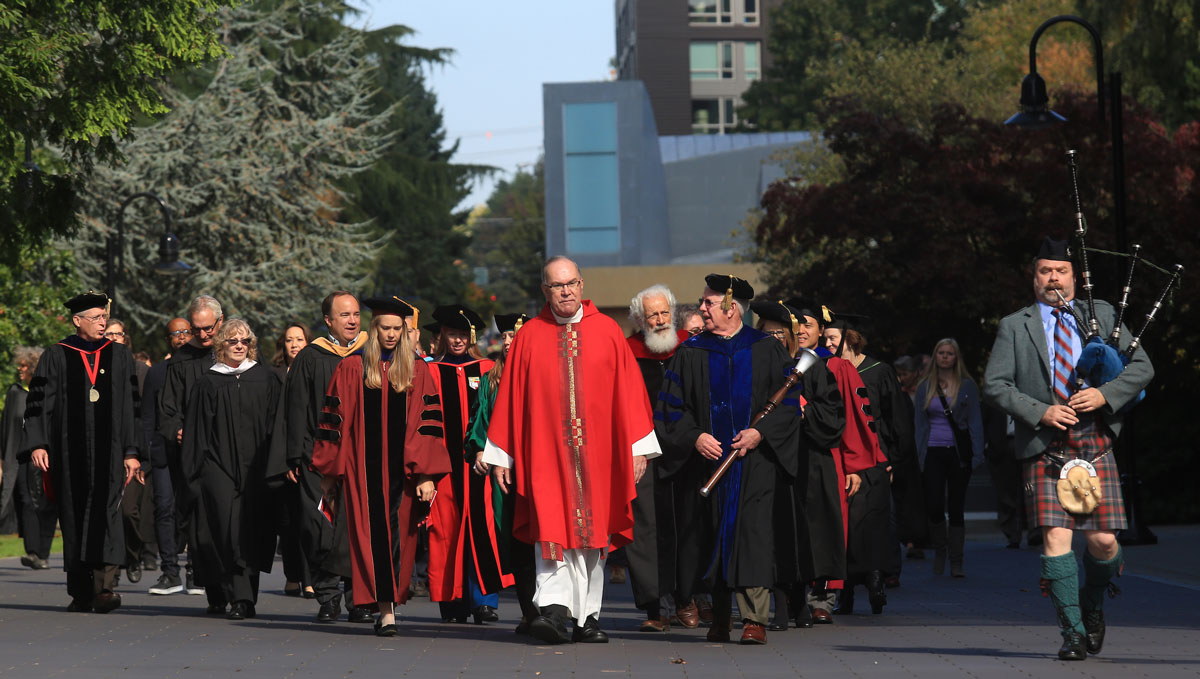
top-left (486, 301), bottom-right (656, 558)
top-left (826, 357), bottom-right (887, 544)
top-left (311, 356), bottom-right (451, 607)
top-left (426, 356), bottom-right (514, 602)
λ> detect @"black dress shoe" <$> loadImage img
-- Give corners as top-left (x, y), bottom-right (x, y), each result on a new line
top-left (473, 605), bottom-right (500, 624)
top-left (573, 615), bottom-right (609, 643)
top-left (316, 602), bottom-right (338, 623)
top-left (1083, 610), bottom-right (1106, 654)
top-left (866, 571), bottom-right (887, 615)
top-left (93, 591), bottom-right (122, 614)
top-left (227, 602), bottom-right (247, 620)
top-left (348, 606), bottom-right (375, 624)
top-left (375, 622), bottom-right (398, 637)
top-left (206, 604), bottom-right (227, 615)
top-left (768, 621), bottom-right (789, 631)
top-left (515, 618), bottom-right (532, 635)
top-left (529, 605), bottom-right (573, 644)
top-left (794, 604), bottom-right (814, 629)
top-left (1058, 632), bottom-right (1087, 661)
top-left (127, 562), bottom-right (143, 584)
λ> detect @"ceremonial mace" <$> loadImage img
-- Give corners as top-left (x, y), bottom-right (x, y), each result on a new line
top-left (699, 348), bottom-right (821, 498)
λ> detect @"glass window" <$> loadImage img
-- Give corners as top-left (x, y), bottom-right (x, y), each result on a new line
top-left (689, 0), bottom-right (731, 24)
top-left (721, 42), bottom-right (733, 78)
top-left (562, 101), bottom-right (619, 254)
top-left (743, 0), bottom-right (758, 24)
top-left (690, 42), bottom-right (719, 79)
top-left (744, 41), bottom-right (760, 81)
top-left (692, 99), bottom-right (720, 134)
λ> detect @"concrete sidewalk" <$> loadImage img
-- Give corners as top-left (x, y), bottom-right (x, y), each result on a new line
top-left (1, 525), bottom-right (1197, 678)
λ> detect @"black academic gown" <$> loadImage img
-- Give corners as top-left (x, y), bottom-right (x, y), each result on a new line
top-left (268, 341), bottom-right (353, 578)
top-left (182, 362), bottom-right (280, 603)
top-left (20, 337), bottom-right (141, 571)
top-left (657, 328), bottom-right (816, 589)
top-left (157, 342), bottom-right (214, 512)
top-left (856, 356), bottom-right (926, 547)
top-left (0, 383), bottom-right (23, 533)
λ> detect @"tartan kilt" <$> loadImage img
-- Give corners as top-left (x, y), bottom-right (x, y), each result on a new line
top-left (1022, 415), bottom-right (1127, 531)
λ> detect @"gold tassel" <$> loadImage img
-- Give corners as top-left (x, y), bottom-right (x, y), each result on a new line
top-left (392, 296), bottom-right (417, 327)
top-left (459, 310), bottom-right (476, 344)
top-left (514, 315), bottom-right (525, 333)
top-left (721, 275), bottom-right (734, 311)
top-left (821, 305), bottom-right (833, 323)
top-left (782, 300), bottom-right (800, 334)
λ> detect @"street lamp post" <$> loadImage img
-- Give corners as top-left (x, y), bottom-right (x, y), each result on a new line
top-left (106, 192), bottom-right (192, 317)
top-left (1006, 15), bottom-right (1154, 546)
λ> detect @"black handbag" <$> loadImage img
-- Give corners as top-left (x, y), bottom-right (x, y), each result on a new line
top-left (935, 383), bottom-right (974, 467)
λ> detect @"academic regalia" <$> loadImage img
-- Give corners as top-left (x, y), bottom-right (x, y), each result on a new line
top-left (20, 333), bottom-right (141, 605)
top-left (267, 332), bottom-right (366, 610)
top-left (624, 329), bottom-right (691, 612)
top-left (8, 382), bottom-right (58, 560)
top-left (181, 360), bottom-right (281, 606)
top-left (158, 342), bottom-right (214, 511)
top-left (657, 328), bottom-right (814, 589)
top-left (0, 383), bottom-right (24, 534)
top-left (482, 301), bottom-right (661, 624)
top-left (856, 356), bottom-right (926, 548)
top-left (312, 353), bottom-right (451, 609)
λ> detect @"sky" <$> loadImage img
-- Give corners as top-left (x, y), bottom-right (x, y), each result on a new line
top-left (348, 1), bottom-right (617, 211)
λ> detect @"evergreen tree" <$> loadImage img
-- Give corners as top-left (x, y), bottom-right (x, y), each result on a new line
top-left (462, 163), bottom-right (545, 316)
top-left (68, 1), bottom-right (394, 346)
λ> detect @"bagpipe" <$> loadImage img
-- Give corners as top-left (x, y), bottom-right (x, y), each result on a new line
top-left (1058, 150), bottom-right (1183, 403)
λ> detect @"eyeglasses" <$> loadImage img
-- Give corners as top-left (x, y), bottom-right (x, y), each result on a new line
top-left (543, 279), bottom-right (581, 292)
top-left (104, 331), bottom-right (126, 339)
top-left (764, 330), bottom-right (788, 339)
top-left (224, 338), bottom-right (251, 346)
top-left (697, 298), bottom-right (723, 308)
top-left (687, 328), bottom-right (703, 336)
top-left (77, 313), bottom-right (108, 323)
top-left (193, 322), bottom-right (219, 335)
top-left (167, 329), bottom-right (192, 338)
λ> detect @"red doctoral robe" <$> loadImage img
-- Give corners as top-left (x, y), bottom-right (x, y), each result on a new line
top-left (826, 357), bottom-right (887, 544)
top-left (485, 301), bottom-right (657, 560)
top-left (426, 356), bottom-right (513, 602)
top-left (311, 356), bottom-right (451, 607)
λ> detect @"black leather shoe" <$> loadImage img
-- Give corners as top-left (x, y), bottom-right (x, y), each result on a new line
top-left (316, 602), bottom-right (338, 623)
top-left (866, 571), bottom-right (887, 615)
top-left (1083, 610), bottom-right (1105, 655)
top-left (794, 604), bottom-right (814, 629)
top-left (227, 602), bottom-right (247, 620)
top-left (515, 618), bottom-right (532, 635)
top-left (206, 604), bottom-right (226, 615)
top-left (348, 606), bottom-right (375, 624)
top-left (768, 621), bottom-right (789, 631)
top-left (529, 605), bottom-right (573, 644)
top-left (473, 605), bottom-right (500, 624)
top-left (375, 622), bottom-right (398, 637)
top-left (1058, 632), bottom-right (1087, 661)
top-left (573, 615), bottom-right (609, 643)
top-left (93, 591), bottom-right (121, 614)
top-left (127, 562), bottom-right (142, 584)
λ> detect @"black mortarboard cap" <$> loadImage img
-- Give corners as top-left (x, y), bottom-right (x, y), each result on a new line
top-left (1035, 236), bottom-right (1072, 263)
top-left (704, 273), bottom-right (754, 310)
top-left (785, 297), bottom-right (832, 327)
top-left (432, 304), bottom-right (485, 344)
top-left (494, 313), bottom-right (528, 334)
top-left (749, 300), bottom-right (802, 334)
top-left (64, 290), bottom-right (111, 315)
top-left (363, 296), bottom-right (415, 319)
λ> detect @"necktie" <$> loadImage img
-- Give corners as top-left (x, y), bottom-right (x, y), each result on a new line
top-left (1052, 308), bottom-right (1074, 403)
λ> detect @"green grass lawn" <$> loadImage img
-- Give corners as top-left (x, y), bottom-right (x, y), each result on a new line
top-left (0, 533), bottom-right (62, 559)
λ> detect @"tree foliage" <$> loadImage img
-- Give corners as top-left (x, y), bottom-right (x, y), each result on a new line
top-left (462, 163), bottom-right (546, 317)
top-left (68, 1), bottom-right (394, 348)
top-left (755, 92), bottom-right (1200, 520)
top-left (0, 0), bottom-right (234, 251)
top-left (0, 252), bottom-right (79, 410)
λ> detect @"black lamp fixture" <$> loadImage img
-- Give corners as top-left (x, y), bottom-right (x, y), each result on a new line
top-left (1005, 15), bottom-right (1107, 131)
top-left (106, 191), bottom-right (192, 315)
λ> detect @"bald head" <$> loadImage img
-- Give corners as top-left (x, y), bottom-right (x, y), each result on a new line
top-left (541, 256), bottom-right (583, 318)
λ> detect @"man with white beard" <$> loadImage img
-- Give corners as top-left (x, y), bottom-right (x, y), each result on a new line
top-left (623, 285), bottom-right (698, 631)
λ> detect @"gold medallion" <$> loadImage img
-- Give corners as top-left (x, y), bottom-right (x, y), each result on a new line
top-left (89, 387), bottom-right (100, 403)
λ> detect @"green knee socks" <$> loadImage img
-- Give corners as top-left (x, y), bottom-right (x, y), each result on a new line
top-left (1040, 553), bottom-right (1085, 638)
top-left (1081, 546), bottom-right (1123, 614)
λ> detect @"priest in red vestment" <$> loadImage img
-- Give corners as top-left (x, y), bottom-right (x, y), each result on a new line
top-left (482, 256), bottom-right (661, 645)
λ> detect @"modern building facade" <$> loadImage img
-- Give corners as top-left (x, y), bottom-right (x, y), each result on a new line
top-left (615, 0), bottom-right (782, 135)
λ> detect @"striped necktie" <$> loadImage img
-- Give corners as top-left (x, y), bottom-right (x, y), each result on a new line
top-left (1051, 308), bottom-right (1074, 403)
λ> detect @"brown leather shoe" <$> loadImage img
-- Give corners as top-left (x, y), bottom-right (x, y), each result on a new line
top-left (706, 622), bottom-right (730, 642)
top-left (673, 601), bottom-right (700, 629)
top-left (695, 596), bottom-right (713, 624)
top-left (93, 591), bottom-right (121, 614)
top-left (740, 621), bottom-right (767, 645)
top-left (811, 607), bottom-right (834, 624)
top-left (639, 617), bottom-right (669, 632)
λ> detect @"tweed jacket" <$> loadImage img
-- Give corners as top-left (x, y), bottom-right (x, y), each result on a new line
top-left (982, 298), bottom-right (1154, 460)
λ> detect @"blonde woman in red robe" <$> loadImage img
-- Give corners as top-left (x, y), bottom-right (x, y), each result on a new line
top-left (312, 297), bottom-right (451, 636)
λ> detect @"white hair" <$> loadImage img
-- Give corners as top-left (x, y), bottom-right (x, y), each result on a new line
top-left (629, 284), bottom-right (677, 330)
top-left (186, 295), bottom-right (223, 321)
